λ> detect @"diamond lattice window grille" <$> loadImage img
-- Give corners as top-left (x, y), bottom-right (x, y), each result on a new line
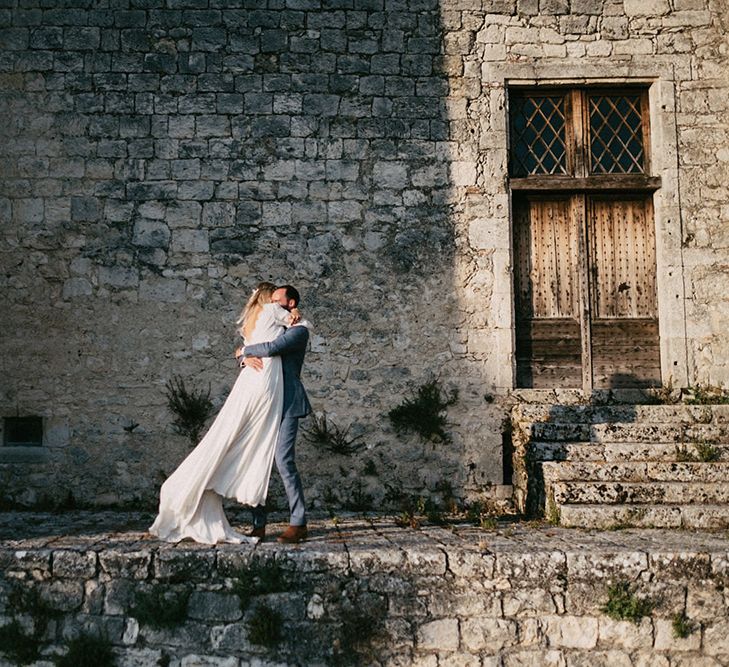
top-left (589, 94), bottom-right (645, 174)
top-left (510, 95), bottom-right (568, 177)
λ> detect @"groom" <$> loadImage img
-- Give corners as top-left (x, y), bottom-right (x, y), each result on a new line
top-left (240, 284), bottom-right (311, 544)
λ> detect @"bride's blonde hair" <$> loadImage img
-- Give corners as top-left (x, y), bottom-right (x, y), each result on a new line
top-left (236, 281), bottom-right (276, 338)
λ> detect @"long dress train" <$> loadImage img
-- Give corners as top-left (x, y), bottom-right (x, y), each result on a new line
top-left (149, 303), bottom-right (290, 544)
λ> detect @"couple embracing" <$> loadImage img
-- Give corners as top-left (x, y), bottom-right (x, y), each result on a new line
top-left (150, 282), bottom-right (311, 545)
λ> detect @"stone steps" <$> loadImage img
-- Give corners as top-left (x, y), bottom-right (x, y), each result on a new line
top-left (532, 441), bottom-right (729, 462)
top-left (530, 421), bottom-right (729, 443)
top-left (552, 481), bottom-right (729, 505)
top-left (511, 403), bottom-right (729, 528)
top-left (543, 460), bottom-right (729, 482)
top-left (558, 503), bottom-right (729, 529)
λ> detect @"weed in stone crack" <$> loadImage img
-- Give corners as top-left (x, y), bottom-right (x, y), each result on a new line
top-left (672, 612), bottom-right (695, 638)
top-left (683, 384), bottom-right (729, 405)
top-left (58, 633), bottom-right (115, 667)
top-left (130, 585), bottom-right (190, 629)
top-left (676, 441), bottom-right (721, 463)
top-left (344, 480), bottom-right (375, 512)
top-left (694, 440), bottom-right (720, 462)
top-left (388, 379), bottom-right (458, 443)
top-left (0, 620), bottom-right (41, 665)
top-left (545, 495), bottom-right (561, 526)
top-left (231, 561), bottom-right (288, 612)
top-left (165, 375), bottom-right (214, 445)
top-left (247, 603), bottom-right (282, 647)
top-left (303, 413), bottom-right (364, 455)
top-left (601, 580), bottom-right (654, 623)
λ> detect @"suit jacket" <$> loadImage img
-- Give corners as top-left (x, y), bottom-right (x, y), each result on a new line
top-left (244, 324), bottom-right (312, 419)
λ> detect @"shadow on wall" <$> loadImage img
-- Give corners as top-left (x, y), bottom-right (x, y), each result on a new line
top-left (0, 0), bottom-right (505, 509)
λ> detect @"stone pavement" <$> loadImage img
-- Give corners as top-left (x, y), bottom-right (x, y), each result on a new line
top-left (1, 511), bottom-right (729, 666)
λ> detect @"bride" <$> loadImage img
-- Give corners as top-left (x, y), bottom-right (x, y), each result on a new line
top-left (149, 282), bottom-right (299, 544)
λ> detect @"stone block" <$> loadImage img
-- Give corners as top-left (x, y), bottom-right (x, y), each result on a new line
top-left (82, 580), bottom-right (105, 615)
top-left (99, 549), bottom-right (151, 580)
top-left (180, 656), bottom-right (238, 667)
top-left (41, 580), bottom-right (84, 612)
top-left (543, 615), bottom-right (598, 649)
top-left (52, 550), bottom-right (98, 579)
top-left (172, 229), bottom-right (209, 253)
top-left (503, 650), bottom-right (566, 667)
top-left (63, 278), bottom-right (93, 299)
top-left (502, 589), bottom-right (558, 618)
top-left (133, 219), bottom-right (171, 248)
top-left (597, 617), bottom-right (653, 650)
top-left (187, 591), bottom-right (242, 622)
top-left (98, 266), bottom-right (140, 289)
top-left (461, 618), bottom-right (518, 652)
top-left (703, 620), bottom-right (729, 655)
top-left (653, 618), bottom-right (701, 651)
top-left (417, 618), bottom-right (460, 651)
top-left (154, 550), bottom-right (215, 581)
top-left (623, 0), bottom-right (670, 15)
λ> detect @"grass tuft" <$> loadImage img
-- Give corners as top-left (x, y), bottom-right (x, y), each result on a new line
top-left (303, 413), bottom-right (363, 455)
top-left (165, 375), bottom-right (214, 444)
top-left (672, 612), bottom-right (695, 639)
top-left (388, 379), bottom-right (458, 443)
top-left (602, 580), bottom-right (654, 623)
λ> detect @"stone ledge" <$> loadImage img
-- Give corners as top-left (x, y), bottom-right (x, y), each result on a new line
top-left (0, 514), bottom-right (728, 665)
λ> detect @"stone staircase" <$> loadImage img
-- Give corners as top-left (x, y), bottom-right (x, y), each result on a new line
top-left (511, 403), bottom-right (729, 529)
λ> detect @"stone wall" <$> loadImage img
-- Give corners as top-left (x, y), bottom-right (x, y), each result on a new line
top-left (1, 0), bottom-right (727, 507)
top-left (2, 517), bottom-right (729, 665)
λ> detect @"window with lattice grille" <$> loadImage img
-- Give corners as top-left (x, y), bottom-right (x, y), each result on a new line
top-left (509, 87), bottom-right (651, 183)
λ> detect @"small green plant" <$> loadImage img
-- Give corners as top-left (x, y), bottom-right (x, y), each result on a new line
top-left (231, 561), bottom-right (288, 611)
top-left (545, 496), bottom-right (561, 526)
top-left (0, 621), bottom-right (42, 665)
top-left (388, 379), bottom-right (458, 443)
top-left (345, 480), bottom-right (374, 512)
top-left (672, 612), bottom-right (695, 639)
top-left (694, 440), bottom-right (720, 462)
top-left (683, 384), bottom-right (729, 405)
top-left (602, 580), bottom-right (654, 623)
top-left (303, 413), bottom-right (363, 455)
top-left (165, 375), bottom-right (214, 444)
top-left (247, 603), bottom-right (282, 647)
top-left (130, 585), bottom-right (190, 629)
top-left (58, 634), bottom-right (115, 667)
top-left (676, 441), bottom-right (721, 463)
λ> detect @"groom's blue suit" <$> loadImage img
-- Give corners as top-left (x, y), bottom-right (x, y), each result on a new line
top-left (244, 324), bottom-right (311, 528)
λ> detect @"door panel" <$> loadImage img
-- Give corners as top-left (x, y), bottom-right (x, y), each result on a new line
top-left (588, 195), bottom-right (660, 388)
top-left (514, 196), bottom-right (582, 388)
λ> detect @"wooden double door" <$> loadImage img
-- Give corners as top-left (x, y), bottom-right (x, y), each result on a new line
top-left (514, 193), bottom-right (660, 390)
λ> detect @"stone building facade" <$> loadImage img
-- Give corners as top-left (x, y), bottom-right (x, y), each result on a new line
top-left (0, 0), bottom-right (727, 508)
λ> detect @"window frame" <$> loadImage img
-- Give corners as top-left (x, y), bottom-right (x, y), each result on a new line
top-left (508, 85), bottom-right (660, 193)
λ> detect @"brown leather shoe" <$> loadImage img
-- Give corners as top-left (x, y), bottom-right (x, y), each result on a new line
top-left (277, 525), bottom-right (307, 544)
top-left (249, 527), bottom-right (266, 540)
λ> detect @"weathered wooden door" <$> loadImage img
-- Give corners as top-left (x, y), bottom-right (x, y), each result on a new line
top-left (588, 195), bottom-right (659, 388)
top-left (514, 193), bottom-right (660, 389)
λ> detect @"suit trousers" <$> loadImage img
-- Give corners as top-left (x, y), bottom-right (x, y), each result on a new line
top-left (252, 414), bottom-right (306, 528)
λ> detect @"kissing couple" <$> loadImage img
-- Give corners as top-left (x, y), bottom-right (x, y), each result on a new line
top-left (150, 282), bottom-right (312, 545)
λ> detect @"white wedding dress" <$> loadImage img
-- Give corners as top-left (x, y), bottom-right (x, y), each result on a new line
top-left (149, 303), bottom-right (290, 544)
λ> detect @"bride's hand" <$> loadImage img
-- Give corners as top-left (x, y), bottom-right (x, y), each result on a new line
top-left (234, 347), bottom-right (244, 359)
top-left (289, 308), bottom-right (301, 325)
